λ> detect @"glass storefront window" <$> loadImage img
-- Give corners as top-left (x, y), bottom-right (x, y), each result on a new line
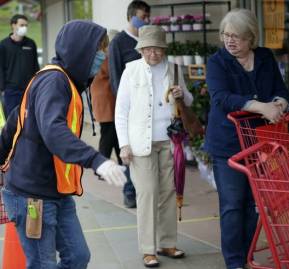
top-left (240, 1), bottom-right (289, 84)
top-left (67, 0), bottom-right (92, 20)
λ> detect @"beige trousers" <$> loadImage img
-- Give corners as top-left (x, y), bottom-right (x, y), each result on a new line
top-left (130, 141), bottom-right (177, 255)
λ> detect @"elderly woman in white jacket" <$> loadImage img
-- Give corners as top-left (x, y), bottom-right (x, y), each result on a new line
top-left (115, 25), bottom-right (193, 268)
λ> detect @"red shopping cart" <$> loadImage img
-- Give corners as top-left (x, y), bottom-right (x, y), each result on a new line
top-left (229, 142), bottom-right (289, 269)
top-left (0, 172), bottom-right (9, 224)
top-left (228, 111), bottom-right (289, 268)
top-left (227, 111), bottom-right (289, 152)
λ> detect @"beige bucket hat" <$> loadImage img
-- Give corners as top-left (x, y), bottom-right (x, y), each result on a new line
top-left (135, 25), bottom-right (168, 50)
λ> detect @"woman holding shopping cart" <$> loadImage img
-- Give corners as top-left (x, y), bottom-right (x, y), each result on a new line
top-left (205, 9), bottom-right (289, 269)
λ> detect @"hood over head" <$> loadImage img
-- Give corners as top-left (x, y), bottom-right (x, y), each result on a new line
top-left (52, 20), bottom-right (107, 92)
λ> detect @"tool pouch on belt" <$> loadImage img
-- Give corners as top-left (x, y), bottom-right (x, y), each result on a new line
top-left (26, 198), bottom-right (43, 239)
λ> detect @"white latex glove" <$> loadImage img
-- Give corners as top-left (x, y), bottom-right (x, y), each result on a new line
top-left (96, 160), bottom-right (127, 187)
top-left (120, 145), bottom-right (133, 165)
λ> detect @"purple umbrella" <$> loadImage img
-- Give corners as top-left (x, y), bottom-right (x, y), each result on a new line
top-left (167, 118), bottom-right (187, 221)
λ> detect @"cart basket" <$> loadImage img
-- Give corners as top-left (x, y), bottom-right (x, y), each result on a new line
top-left (227, 111), bottom-right (289, 152)
top-left (229, 142), bottom-right (289, 269)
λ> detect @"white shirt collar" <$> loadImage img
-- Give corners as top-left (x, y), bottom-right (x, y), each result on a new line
top-left (125, 30), bottom-right (138, 41)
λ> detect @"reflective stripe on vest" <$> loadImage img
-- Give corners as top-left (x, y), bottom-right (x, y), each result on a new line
top-left (2, 64), bottom-right (84, 195)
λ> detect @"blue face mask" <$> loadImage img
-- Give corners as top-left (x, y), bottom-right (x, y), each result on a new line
top-left (131, 16), bottom-right (148, 29)
top-left (88, 50), bottom-right (106, 78)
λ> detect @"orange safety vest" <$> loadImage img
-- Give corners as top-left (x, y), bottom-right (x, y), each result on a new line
top-left (2, 65), bottom-right (84, 195)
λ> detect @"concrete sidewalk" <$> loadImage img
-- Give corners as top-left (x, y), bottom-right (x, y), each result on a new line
top-left (0, 124), bottom-right (225, 269)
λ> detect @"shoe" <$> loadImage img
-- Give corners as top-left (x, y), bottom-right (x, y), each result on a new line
top-left (143, 254), bottom-right (159, 268)
top-left (124, 196), bottom-right (136, 208)
top-left (157, 247), bottom-right (185, 259)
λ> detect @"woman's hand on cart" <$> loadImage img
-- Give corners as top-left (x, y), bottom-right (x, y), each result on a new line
top-left (262, 101), bottom-right (284, 123)
top-left (273, 97), bottom-right (288, 112)
top-left (245, 100), bottom-right (284, 124)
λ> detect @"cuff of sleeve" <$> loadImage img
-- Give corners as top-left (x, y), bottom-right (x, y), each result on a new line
top-left (118, 137), bottom-right (129, 149)
top-left (91, 153), bottom-right (107, 171)
top-left (242, 100), bottom-right (255, 110)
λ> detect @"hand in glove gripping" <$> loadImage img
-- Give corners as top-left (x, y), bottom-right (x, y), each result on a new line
top-left (96, 160), bottom-right (127, 186)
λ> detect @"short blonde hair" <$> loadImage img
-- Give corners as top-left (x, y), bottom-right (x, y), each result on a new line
top-left (219, 9), bottom-right (259, 49)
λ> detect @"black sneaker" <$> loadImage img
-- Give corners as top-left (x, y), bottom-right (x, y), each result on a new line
top-left (124, 196), bottom-right (136, 208)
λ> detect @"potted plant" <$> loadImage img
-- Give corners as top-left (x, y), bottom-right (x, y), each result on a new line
top-left (166, 42), bottom-right (177, 63)
top-left (193, 41), bottom-right (205, 64)
top-left (182, 41), bottom-right (194, 66)
top-left (205, 19), bottom-right (212, 30)
top-left (161, 16), bottom-right (171, 32)
top-left (188, 81), bottom-right (216, 189)
top-left (151, 16), bottom-right (161, 26)
top-left (170, 16), bottom-right (181, 32)
top-left (192, 15), bottom-right (204, 31)
top-left (206, 44), bottom-right (219, 57)
top-left (181, 14), bottom-right (194, 31)
top-left (173, 41), bottom-right (185, 65)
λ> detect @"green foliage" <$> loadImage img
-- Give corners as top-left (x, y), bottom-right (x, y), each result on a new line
top-left (0, 0), bottom-right (42, 47)
top-left (193, 42), bottom-right (218, 56)
top-left (183, 40), bottom-right (197, 55)
top-left (166, 41), bottom-right (219, 56)
top-left (166, 41), bottom-right (185, 55)
top-left (69, 0), bottom-right (92, 20)
top-left (188, 80), bottom-right (210, 124)
top-left (191, 134), bottom-right (203, 149)
top-left (188, 80), bottom-right (212, 167)
top-left (206, 43), bottom-right (219, 56)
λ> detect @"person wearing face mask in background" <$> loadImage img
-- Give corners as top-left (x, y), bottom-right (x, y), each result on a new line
top-left (0, 14), bottom-right (39, 117)
top-left (0, 20), bottom-right (127, 269)
top-left (109, 0), bottom-right (150, 208)
top-left (90, 30), bottom-right (123, 175)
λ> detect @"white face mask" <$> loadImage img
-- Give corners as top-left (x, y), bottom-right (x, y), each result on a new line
top-left (16, 26), bottom-right (27, 37)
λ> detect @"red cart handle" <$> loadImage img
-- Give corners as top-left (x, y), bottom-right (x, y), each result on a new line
top-left (228, 111), bottom-right (289, 124)
top-left (228, 142), bottom-right (282, 177)
top-left (227, 111), bottom-right (262, 125)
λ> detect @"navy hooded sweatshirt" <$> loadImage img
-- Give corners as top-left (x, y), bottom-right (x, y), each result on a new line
top-left (0, 20), bottom-right (107, 199)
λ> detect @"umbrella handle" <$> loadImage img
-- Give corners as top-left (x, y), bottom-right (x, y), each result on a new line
top-left (176, 195), bottom-right (183, 221)
top-left (178, 207), bottom-right (182, 222)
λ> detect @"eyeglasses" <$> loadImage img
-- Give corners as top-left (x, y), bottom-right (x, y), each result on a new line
top-left (143, 47), bottom-right (164, 55)
top-left (221, 32), bottom-right (242, 42)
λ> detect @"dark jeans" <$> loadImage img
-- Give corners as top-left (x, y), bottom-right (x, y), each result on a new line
top-left (4, 89), bottom-right (23, 117)
top-left (99, 122), bottom-right (135, 200)
top-left (2, 188), bottom-right (90, 269)
top-left (212, 156), bottom-right (258, 269)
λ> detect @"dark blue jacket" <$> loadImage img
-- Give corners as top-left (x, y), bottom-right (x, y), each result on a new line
top-left (205, 47), bottom-right (289, 157)
top-left (108, 31), bottom-right (141, 94)
top-left (1, 20), bottom-right (107, 199)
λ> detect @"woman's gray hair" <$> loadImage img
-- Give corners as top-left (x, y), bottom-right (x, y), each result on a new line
top-left (219, 9), bottom-right (259, 49)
